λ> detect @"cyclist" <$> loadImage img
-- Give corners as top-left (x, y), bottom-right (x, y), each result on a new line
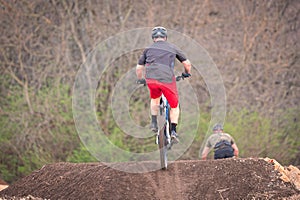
top-left (136, 26), bottom-right (191, 143)
top-left (201, 124), bottom-right (239, 160)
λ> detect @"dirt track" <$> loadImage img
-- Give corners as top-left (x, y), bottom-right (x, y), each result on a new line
top-left (0, 158), bottom-right (299, 200)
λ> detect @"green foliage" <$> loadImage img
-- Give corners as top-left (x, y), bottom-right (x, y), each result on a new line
top-left (271, 109), bottom-right (300, 164)
top-left (106, 119), bottom-right (157, 155)
top-left (0, 153), bottom-right (18, 183)
top-left (225, 109), bottom-right (273, 157)
top-left (0, 76), bottom-right (79, 183)
top-left (67, 143), bottom-right (97, 163)
top-left (221, 108), bottom-right (299, 165)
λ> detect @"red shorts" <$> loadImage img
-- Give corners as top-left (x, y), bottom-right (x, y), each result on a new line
top-left (146, 78), bottom-right (179, 108)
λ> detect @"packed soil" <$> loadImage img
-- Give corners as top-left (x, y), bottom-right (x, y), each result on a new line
top-left (0, 158), bottom-right (299, 200)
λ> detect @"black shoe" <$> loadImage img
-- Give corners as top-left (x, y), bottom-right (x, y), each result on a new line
top-left (171, 130), bottom-right (179, 144)
top-left (150, 122), bottom-right (158, 132)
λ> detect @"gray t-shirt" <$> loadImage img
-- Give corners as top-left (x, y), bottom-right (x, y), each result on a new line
top-left (138, 41), bottom-right (187, 83)
top-left (205, 132), bottom-right (235, 150)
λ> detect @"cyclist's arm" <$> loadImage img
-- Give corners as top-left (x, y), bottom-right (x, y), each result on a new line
top-left (201, 146), bottom-right (210, 160)
top-left (136, 64), bottom-right (145, 79)
top-left (232, 143), bottom-right (239, 157)
top-left (182, 59), bottom-right (191, 74)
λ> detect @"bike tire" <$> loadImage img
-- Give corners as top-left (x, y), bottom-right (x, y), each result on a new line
top-left (159, 125), bottom-right (168, 170)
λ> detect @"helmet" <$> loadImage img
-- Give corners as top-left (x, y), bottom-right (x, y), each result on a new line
top-left (151, 26), bottom-right (167, 39)
top-left (213, 124), bottom-right (223, 131)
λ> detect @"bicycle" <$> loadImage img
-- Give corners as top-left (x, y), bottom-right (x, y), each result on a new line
top-left (137, 74), bottom-right (187, 170)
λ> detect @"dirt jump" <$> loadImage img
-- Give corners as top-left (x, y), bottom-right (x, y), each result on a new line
top-left (0, 158), bottom-right (299, 200)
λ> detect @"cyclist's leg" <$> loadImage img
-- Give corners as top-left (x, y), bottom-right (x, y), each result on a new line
top-left (147, 79), bottom-right (162, 132)
top-left (160, 80), bottom-right (180, 143)
top-left (160, 80), bottom-right (179, 125)
top-left (170, 104), bottom-right (179, 124)
top-left (149, 98), bottom-right (160, 132)
top-left (151, 98), bottom-right (160, 116)
top-left (170, 104), bottom-right (180, 143)
top-left (147, 79), bottom-right (162, 100)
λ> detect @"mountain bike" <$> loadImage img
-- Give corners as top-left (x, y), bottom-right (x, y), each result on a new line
top-left (137, 75), bottom-right (187, 170)
top-left (156, 75), bottom-right (186, 170)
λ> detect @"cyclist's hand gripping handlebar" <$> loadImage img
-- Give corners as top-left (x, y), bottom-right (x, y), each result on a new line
top-left (136, 78), bottom-right (146, 86)
top-left (176, 73), bottom-right (191, 81)
top-left (182, 72), bottom-right (191, 78)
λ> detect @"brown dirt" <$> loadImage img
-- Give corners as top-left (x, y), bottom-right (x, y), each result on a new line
top-left (0, 158), bottom-right (299, 200)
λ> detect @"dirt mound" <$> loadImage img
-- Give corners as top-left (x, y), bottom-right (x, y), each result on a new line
top-left (0, 158), bottom-right (299, 200)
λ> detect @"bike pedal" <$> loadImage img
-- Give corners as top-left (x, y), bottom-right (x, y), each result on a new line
top-left (171, 137), bottom-right (179, 145)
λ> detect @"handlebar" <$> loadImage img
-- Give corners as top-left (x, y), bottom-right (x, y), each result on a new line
top-left (176, 72), bottom-right (191, 81)
top-left (176, 75), bottom-right (184, 82)
top-left (137, 73), bottom-right (190, 85)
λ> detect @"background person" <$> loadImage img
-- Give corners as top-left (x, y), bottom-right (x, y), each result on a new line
top-left (201, 124), bottom-right (239, 160)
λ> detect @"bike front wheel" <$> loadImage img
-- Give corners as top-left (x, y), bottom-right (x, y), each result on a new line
top-left (158, 125), bottom-right (168, 170)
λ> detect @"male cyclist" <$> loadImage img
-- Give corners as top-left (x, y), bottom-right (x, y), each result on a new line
top-left (136, 26), bottom-right (191, 143)
top-left (201, 124), bottom-right (239, 160)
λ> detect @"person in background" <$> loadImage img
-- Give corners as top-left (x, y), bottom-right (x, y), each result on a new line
top-left (136, 26), bottom-right (191, 143)
top-left (201, 124), bottom-right (239, 160)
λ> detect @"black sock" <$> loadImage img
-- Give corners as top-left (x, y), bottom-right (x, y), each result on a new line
top-left (171, 123), bottom-right (177, 132)
top-left (151, 115), bottom-right (157, 124)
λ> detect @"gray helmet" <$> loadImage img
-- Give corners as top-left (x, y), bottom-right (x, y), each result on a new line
top-left (151, 26), bottom-right (167, 39)
top-left (213, 124), bottom-right (223, 131)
